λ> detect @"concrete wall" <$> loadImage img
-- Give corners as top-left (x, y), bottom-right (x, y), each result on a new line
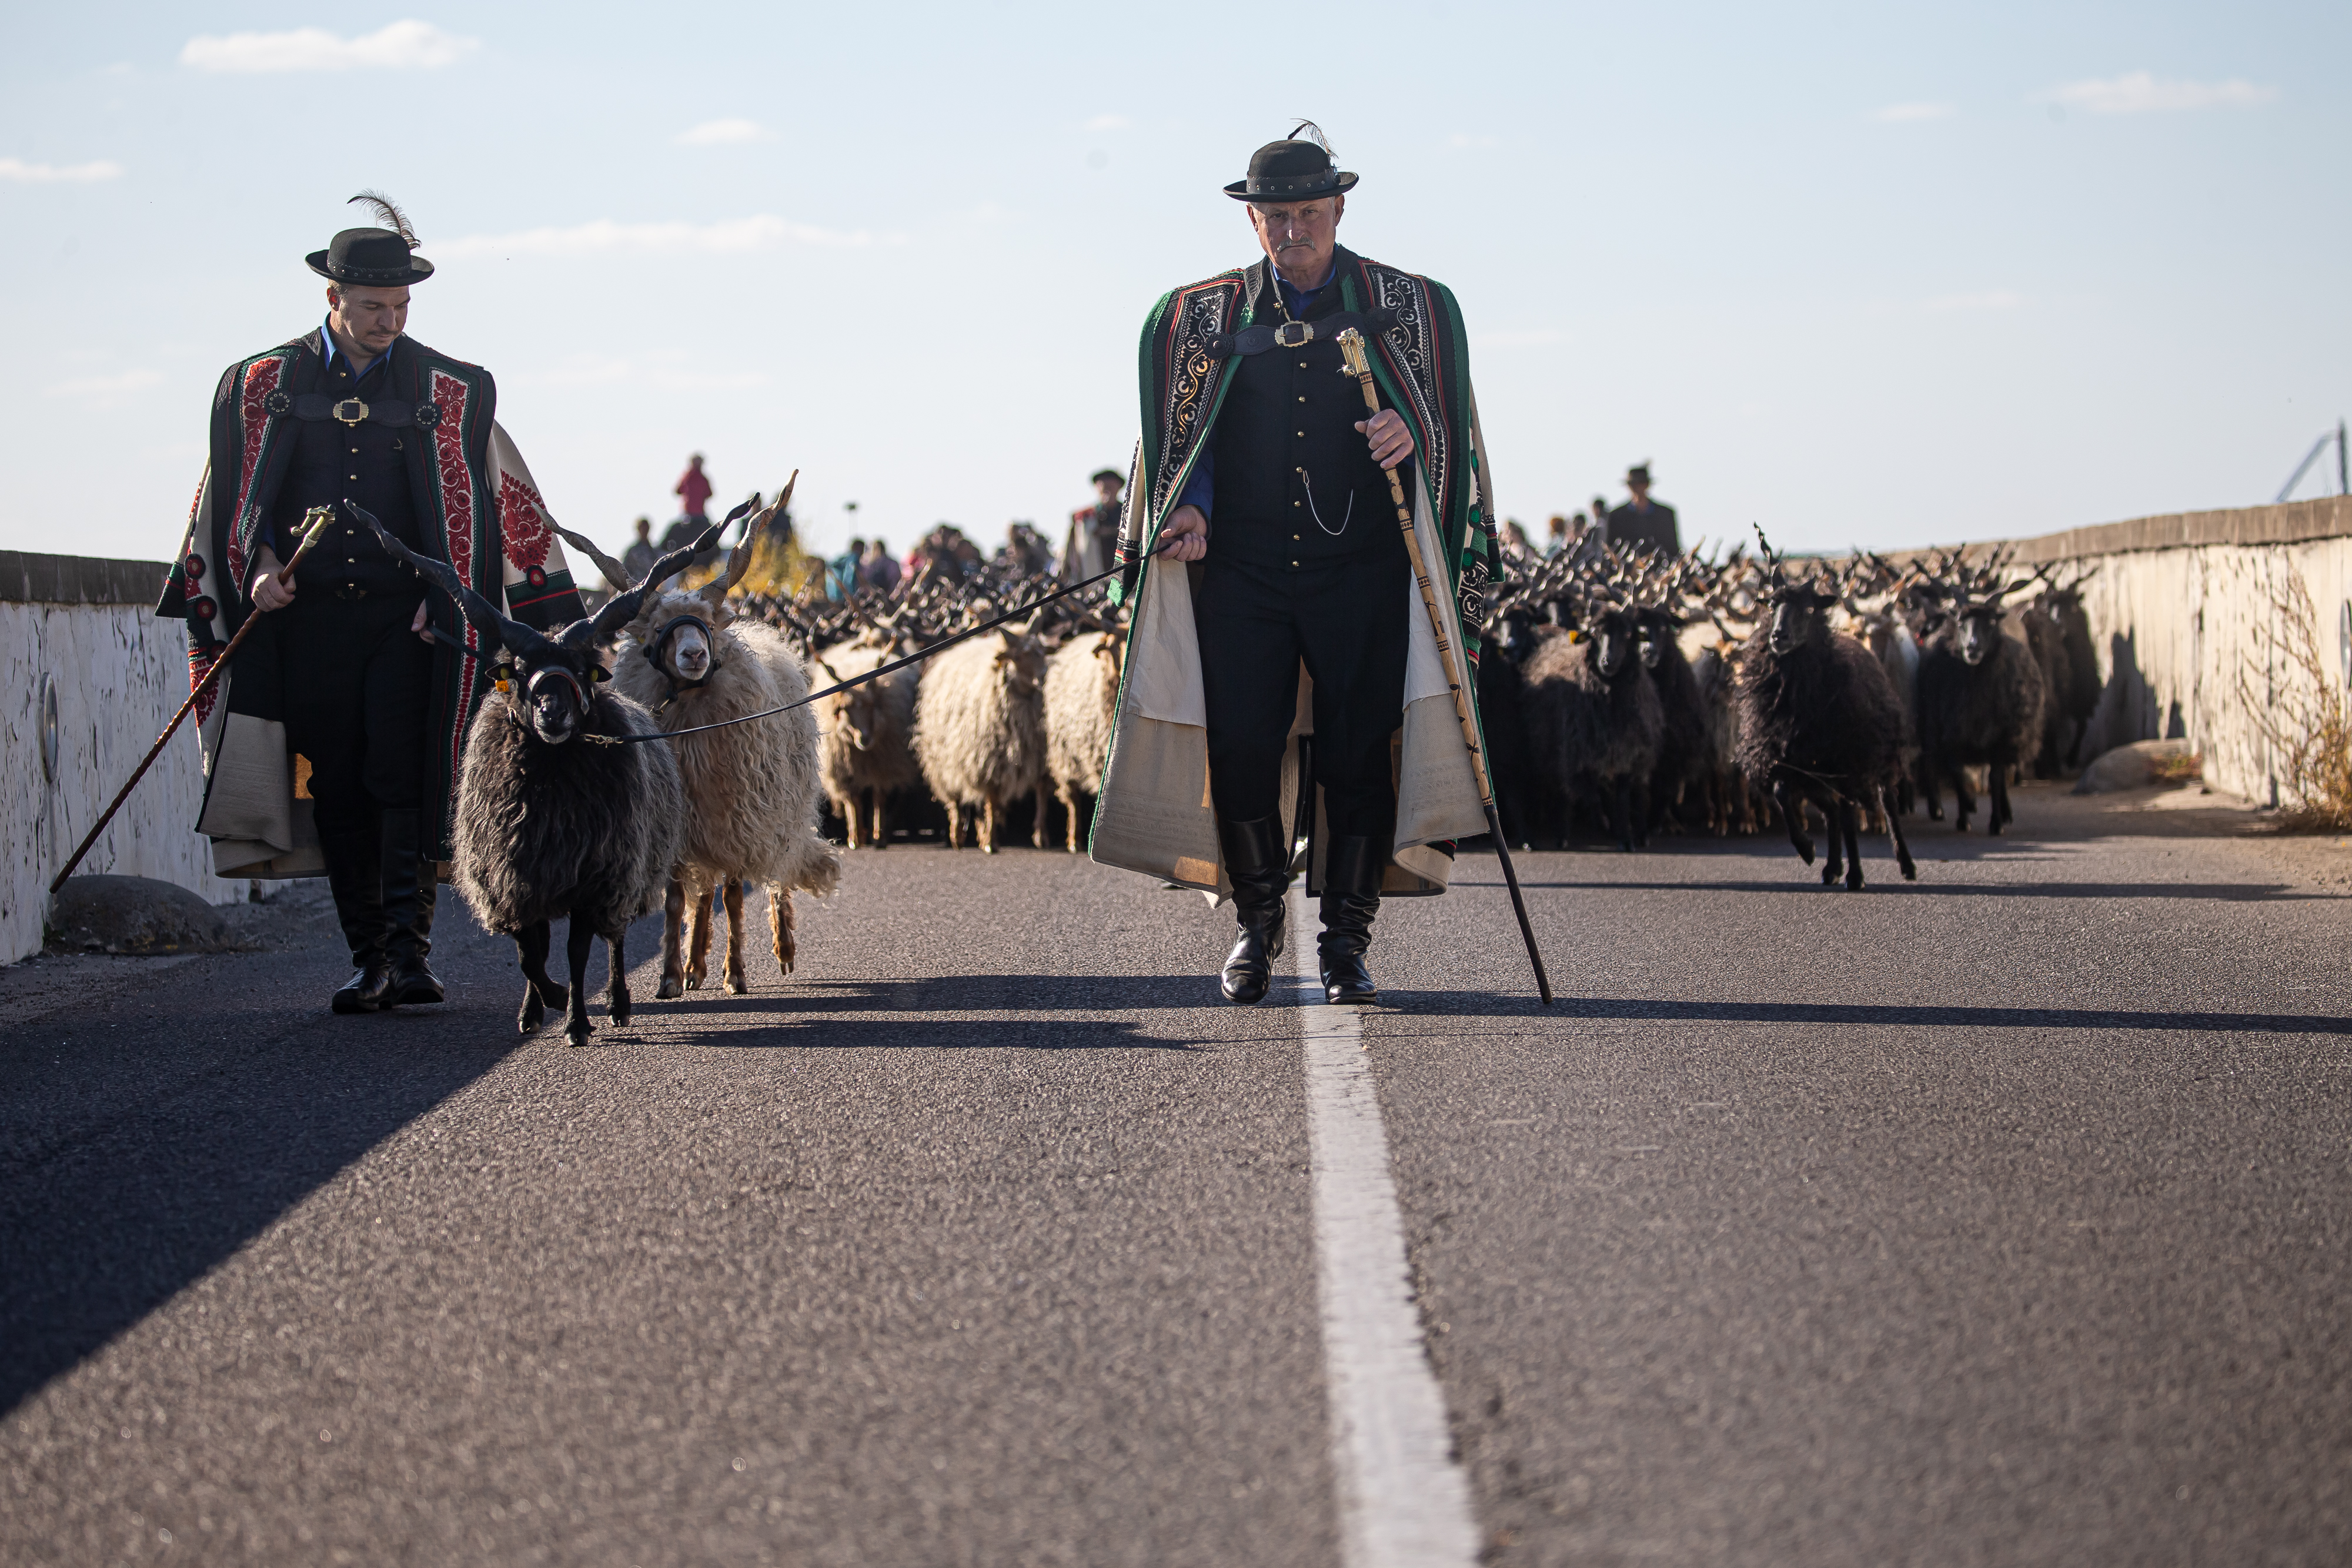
top-left (1, 552), bottom-right (244, 964)
top-left (1977, 496), bottom-right (2352, 807)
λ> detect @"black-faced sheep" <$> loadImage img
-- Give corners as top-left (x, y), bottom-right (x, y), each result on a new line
top-left (2033, 575), bottom-right (2102, 769)
top-left (813, 633), bottom-right (922, 849)
top-left (1734, 572), bottom-right (1916, 889)
top-left (1632, 604), bottom-right (1711, 834)
top-left (911, 624), bottom-right (1049, 851)
top-left (1043, 626), bottom-right (1123, 852)
top-left (1916, 589), bottom-right (2046, 834)
top-left (1476, 601), bottom-right (1542, 849)
top-left (602, 503), bottom-right (841, 998)
top-left (1521, 597), bottom-right (1663, 851)
top-left (355, 504), bottom-right (697, 1045)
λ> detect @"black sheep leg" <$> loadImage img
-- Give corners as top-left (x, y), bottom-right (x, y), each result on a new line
top-left (1611, 778), bottom-right (1636, 852)
top-left (1630, 780), bottom-right (1651, 850)
top-left (1819, 791), bottom-right (1845, 887)
top-left (564, 916), bottom-right (597, 1047)
top-left (1990, 757), bottom-right (2014, 834)
top-left (1880, 785), bottom-right (1919, 881)
top-left (1772, 774), bottom-right (1815, 867)
top-left (606, 924), bottom-right (632, 1027)
top-left (515, 921), bottom-right (564, 1034)
top-left (1839, 796), bottom-right (1865, 891)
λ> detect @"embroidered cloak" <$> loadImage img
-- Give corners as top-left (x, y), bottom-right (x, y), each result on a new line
top-left (156, 331), bottom-right (587, 874)
top-left (1088, 247), bottom-right (1499, 897)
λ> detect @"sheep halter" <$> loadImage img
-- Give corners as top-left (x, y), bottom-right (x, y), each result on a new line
top-left (1335, 326), bottom-right (1552, 1005)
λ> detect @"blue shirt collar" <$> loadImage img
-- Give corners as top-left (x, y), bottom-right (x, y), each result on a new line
top-left (1272, 256), bottom-right (1337, 316)
top-left (320, 317), bottom-right (390, 379)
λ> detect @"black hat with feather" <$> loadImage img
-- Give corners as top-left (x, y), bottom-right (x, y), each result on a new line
top-left (1225, 121), bottom-right (1358, 203)
top-left (308, 190), bottom-right (435, 286)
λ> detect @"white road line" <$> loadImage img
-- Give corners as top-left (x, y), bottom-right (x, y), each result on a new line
top-left (1292, 890), bottom-right (1481, 1568)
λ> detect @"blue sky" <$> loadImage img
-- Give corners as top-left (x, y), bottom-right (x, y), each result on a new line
top-left (4, 1), bottom-right (2346, 567)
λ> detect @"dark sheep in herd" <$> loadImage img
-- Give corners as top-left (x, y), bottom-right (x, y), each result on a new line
top-left (1466, 525), bottom-right (2093, 882)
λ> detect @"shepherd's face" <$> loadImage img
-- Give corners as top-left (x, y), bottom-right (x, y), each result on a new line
top-left (1247, 196), bottom-right (1343, 281)
top-left (326, 282), bottom-right (408, 356)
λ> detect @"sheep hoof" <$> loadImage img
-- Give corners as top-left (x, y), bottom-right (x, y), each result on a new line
top-left (1900, 860), bottom-right (1919, 882)
top-left (1820, 864), bottom-right (1838, 886)
top-left (724, 974), bottom-right (746, 995)
top-left (684, 974), bottom-right (703, 991)
top-left (1846, 869), bottom-right (1865, 891)
top-left (610, 994), bottom-right (632, 1027)
top-left (519, 997), bottom-right (544, 1034)
top-left (656, 977), bottom-right (683, 999)
top-left (565, 1018), bottom-right (593, 1048)
top-left (981, 843), bottom-right (997, 855)
top-left (1793, 838), bottom-right (1815, 864)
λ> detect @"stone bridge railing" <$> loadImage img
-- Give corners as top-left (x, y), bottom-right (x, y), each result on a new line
top-left (2002, 495), bottom-right (2352, 807)
top-left (1, 553), bottom-right (244, 963)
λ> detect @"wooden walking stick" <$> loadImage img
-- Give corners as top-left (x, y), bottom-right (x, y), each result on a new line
top-left (50, 507), bottom-right (336, 894)
top-left (1334, 327), bottom-right (1553, 1004)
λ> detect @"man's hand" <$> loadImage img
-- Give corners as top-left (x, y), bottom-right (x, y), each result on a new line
top-left (1355, 409), bottom-right (1415, 470)
top-left (1161, 504), bottom-right (1209, 563)
top-left (412, 598), bottom-right (433, 644)
top-left (249, 546), bottom-right (295, 611)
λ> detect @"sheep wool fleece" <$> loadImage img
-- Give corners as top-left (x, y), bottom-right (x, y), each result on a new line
top-left (1089, 246), bottom-right (1498, 897)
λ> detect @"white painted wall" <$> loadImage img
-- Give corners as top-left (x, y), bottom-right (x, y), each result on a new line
top-left (1, 601), bottom-right (245, 963)
top-left (2063, 539), bottom-right (2352, 807)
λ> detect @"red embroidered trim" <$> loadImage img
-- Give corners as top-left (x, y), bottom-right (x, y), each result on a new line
top-left (425, 369), bottom-right (481, 813)
top-left (227, 359), bottom-right (285, 586)
top-left (427, 370), bottom-right (476, 584)
top-left (496, 471), bottom-right (553, 571)
top-left (189, 646), bottom-right (221, 717)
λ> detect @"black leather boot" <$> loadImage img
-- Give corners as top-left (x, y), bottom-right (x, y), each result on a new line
top-left (379, 807), bottom-right (445, 1007)
top-left (323, 825), bottom-right (392, 1014)
top-left (1317, 834), bottom-right (1384, 1004)
top-left (1216, 814), bottom-right (1290, 1005)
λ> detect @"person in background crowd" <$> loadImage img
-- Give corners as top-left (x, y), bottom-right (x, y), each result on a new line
top-left (862, 539), bottom-right (901, 593)
top-left (1060, 467), bottom-right (1127, 580)
top-left (675, 453), bottom-right (714, 526)
top-left (1605, 463), bottom-right (1681, 557)
top-left (832, 536), bottom-right (867, 599)
top-left (1545, 513), bottom-right (1570, 557)
top-left (622, 516), bottom-right (657, 581)
top-left (1502, 518), bottom-right (1534, 561)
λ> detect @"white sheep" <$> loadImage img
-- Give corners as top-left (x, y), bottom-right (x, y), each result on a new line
top-left (582, 498), bottom-right (841, 995)
top-left (811, 633), bottom-right (921, 848)
top-left (1041, 627), bottom-right (1122, 852)
top-left (910, 623), bottom-right (1048, 851)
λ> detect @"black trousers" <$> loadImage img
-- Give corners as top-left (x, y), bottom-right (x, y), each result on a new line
top-left (1195, 549), bottom-right (1409, 840)
top-left (279, 592), bottom-right (434, 836)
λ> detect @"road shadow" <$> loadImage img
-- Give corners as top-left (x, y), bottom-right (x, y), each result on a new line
top-left (1471, 880), bottom-right (2323, 902)
top-left (623, 974), bottom-right (1221, 1049)
top-left (1369, 992), bottom-right (2352, 1035)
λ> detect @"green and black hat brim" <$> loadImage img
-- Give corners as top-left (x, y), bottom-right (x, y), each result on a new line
top-left (1224, 170), bottom-right (1359, 203)
top-left (307, 252), bottom-right (435, 285)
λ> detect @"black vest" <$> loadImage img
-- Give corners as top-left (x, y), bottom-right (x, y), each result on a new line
top-left (1207, 268), bottom-right (1411, 571)
top-left (271, 346), bottom-right (425, 595)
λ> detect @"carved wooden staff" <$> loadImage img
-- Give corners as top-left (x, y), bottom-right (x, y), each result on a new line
top-left (1334, 326), bottom-right (1553, 1004)
top-left (50, 507), bottom-right (336, 894)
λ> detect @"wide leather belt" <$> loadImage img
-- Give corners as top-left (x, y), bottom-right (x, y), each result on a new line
top-left (288, 392), bottom-right (440, 429)
top-left (1205, 306), bottom-right (1397, 361)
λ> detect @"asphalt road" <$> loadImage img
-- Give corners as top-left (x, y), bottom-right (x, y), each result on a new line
top-left (3, 785), bottom-right (2347, 1566)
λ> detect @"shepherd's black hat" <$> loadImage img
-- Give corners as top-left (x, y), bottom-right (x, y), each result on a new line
top-left (1225, 122), bottom-right (1358, 203)
top-left (1090, 469), bottom-right (1124, 489)
top-left (306, 190), bottom-right (433, 286)
top-left (1626, 463), bottom-right (1654, 487)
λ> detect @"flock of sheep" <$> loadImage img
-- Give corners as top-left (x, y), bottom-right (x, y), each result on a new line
top-left (360, 490), bottom-right (2101, 1043)
top-left (1478, 526), bottom-right (2100, 888)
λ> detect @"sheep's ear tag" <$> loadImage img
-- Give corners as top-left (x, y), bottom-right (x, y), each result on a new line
top-left (490, 663), bottom-right (513, 693)
top-left (1568, 629), bottom-right (1586, 643)
top-left (590, 665), bottom-right (610, 683)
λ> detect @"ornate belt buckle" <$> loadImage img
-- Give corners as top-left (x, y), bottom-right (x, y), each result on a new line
top-left (1273, 320), bottom-right (1314, 348)
top-left (331, 399), bottom-right (369, 426)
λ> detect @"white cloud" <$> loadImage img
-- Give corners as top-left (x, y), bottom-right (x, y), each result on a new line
top-left (49, 369), bottom-right (162, 403)
top-left (2041, 72), bottom-right (2277, 115)
top-left (433, 215), bottom-right (882, 258)
top-left (179, 20), bottom-right (478, 73)
top-left (1925, 290), bottom-right (2023, 313)
top-left (676, 118), bottom-right (772, 146)
top-left (1873, 102), bottom-right (1955, 123)
top-left (1085, 114), bottom-right (1130, 132)
top-left (0, 157), bottom-right (124, 182)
